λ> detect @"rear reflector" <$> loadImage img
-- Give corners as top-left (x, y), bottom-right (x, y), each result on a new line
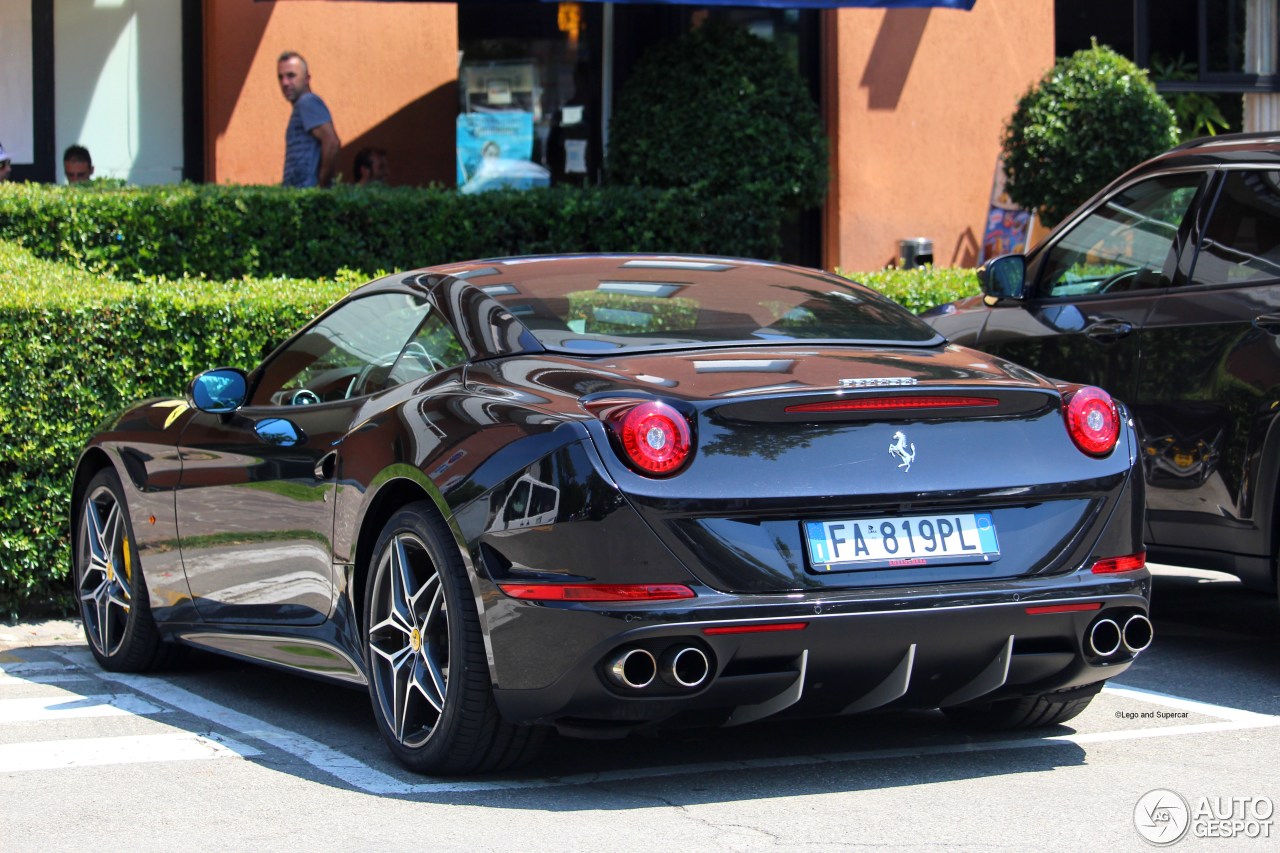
top-left (785, 396), bottom-right (998, 414)
top-left (1025, 602), bottom-right (1103, 615)
top-left (497, 583), bottom-right (696, 602)
top-left (702, 622), bottom-right (809, 635)
top-left (1090, 551), bottom-right (1147, 574)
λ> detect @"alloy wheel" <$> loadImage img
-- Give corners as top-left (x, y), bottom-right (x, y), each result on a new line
top-left (368, 532), bottom-right (450, 748)
top-left (78, 484), bottom-right (134, 657)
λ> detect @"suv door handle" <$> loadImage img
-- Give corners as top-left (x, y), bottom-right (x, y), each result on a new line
top-left (1084, 318), bottom-right (1134, 342)
top-left (1253, 313), bottom-right (1280, 336)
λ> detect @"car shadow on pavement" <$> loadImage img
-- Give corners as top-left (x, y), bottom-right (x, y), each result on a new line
top-left (1119, 567), bottom-right (1280, 717)
top-left (2, 623), bottom-right (1093, 802)
top-left (5, 571), bottom-right (1273, 806)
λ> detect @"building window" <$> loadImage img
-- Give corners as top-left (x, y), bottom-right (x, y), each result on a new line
top-left (1057, 0), bottom-right (1279, 137)
top-left (457, 2), bottom-right (603, 190)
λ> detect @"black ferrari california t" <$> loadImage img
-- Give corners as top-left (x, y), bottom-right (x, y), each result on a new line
top-left (72, 254), bottom-right (1151, 774)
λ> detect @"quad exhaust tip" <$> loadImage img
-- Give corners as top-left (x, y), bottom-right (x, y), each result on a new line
top-left (1122, 613), bottom-right (1154, 654)
top-left (604, 644), bottom-right (712, 691)
top-left (1086, 612), bottom-right (1153, 659)
top-left (660, 646), bottom-right (711, 689)
top-left (606, 648), bottom-right (657, 689)
top-left (1087, 618), bottom-right (1123, 658)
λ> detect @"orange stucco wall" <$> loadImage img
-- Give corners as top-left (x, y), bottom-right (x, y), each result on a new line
top-left (827, 1), bottom-right (1053, 271)
top-left (204, 0), bottom-right (458, 187)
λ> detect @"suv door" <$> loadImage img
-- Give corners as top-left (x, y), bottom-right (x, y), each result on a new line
top-left (1138, 168), bottom-right (1280, 565)
top-left (973, 172), bottom-right (1206, 406)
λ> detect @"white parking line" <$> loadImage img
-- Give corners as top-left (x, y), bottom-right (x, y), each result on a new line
top-left (1103, 683), bottom-right (1279, 724)
top-left (0, 732), bottom-right (259, 773)
top-left (56, 649), bottom-right (414, 793)
top-left (0, 661), bottom-right (76, 677)
top-left (46, 650), bottom-right (1280, 794)
top-left (0, 673), bottom-right (86, 687)
top-left (0, 694), bottom-right (164, 723)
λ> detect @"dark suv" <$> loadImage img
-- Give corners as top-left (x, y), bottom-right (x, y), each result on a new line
top-left (923, 133), bottom-right (1280, 596)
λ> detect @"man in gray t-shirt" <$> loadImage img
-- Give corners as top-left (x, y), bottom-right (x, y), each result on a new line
top-left (277, 51), bottom-right (341, 188)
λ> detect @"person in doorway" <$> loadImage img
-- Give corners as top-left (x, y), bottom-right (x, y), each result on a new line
top-left (0, 142), bottom-right (12, 182)
top-left (353, 146), bottom-right (389, 186)
top-left (277, 50), bottom-right (340, 188)
top-left (63, 145), bottom-right (94, 183)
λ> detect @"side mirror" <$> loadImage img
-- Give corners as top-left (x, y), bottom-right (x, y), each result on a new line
top-left (189, 368), bottom-right (248, 414)
top-left (254, 418), bottom-right (304, 447)
top-left (977, 254), bottom-right (1028, 301)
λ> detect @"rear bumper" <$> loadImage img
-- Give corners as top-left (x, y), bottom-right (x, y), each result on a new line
top-left (487, 570), bottom-right (1151, 731)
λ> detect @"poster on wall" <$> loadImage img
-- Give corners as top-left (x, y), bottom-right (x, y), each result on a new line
top-left (456, 111), bottom-right (549, 194)
top-left (981, 155), bottom-right (1035, 263)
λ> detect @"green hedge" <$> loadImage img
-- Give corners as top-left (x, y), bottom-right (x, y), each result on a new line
top-left (608, 21), bottom-right (827, 212)
top-left (844, 265), bottom-right (980, 314)
top-left (0, 182), bottom-right (785, 281)
top-left (0, 240), bottom-right (348, 617)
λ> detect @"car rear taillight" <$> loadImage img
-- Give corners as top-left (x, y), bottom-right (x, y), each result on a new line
top-left (1063, 386), bottom-right (1120, 456)
top-left (1090, 551), bottom-right (1146, 574)
top-left (603, 401), bottom-right (693, 476)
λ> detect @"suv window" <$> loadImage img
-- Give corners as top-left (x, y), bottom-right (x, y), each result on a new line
top-left (1037, 173), bottom-right (1204, 298)
top-left (1190, 170), bottom-right (1280, 286)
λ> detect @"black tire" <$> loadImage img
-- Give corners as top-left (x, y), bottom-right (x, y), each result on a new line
top-left (363, 502), bottom-right (544, 774)
top-left (941, 689), bottom-right (1098, 731)
top-left (74, 469), bottom-right (180, 671)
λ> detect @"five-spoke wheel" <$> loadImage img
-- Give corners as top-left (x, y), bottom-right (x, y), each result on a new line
top-left (363, 503), bottom-right (543, 774)
top-left (367, 530), bottom-right (450, 748)
top-left (74, 469), bottom-right (173, 671)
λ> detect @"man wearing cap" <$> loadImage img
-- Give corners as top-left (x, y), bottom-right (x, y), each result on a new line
top-left (0, 142), bottom-right (11, 182)
top-left (277, 50), bottom-right (340, 188)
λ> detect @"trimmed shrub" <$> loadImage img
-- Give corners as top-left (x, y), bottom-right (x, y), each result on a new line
top-left (843, 265), bottom-right (981, 314)
top-left (607, 22), bottom-right (827, 212)
top-left (0, 181), bottom-right (785, 281)
top-left (0, 240), bottom-right (348, 617)
top-left (1002, 43), bottom-right (1178, 226)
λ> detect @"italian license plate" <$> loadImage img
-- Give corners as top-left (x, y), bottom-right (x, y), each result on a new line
top-left (804, 512), bottom-right (1000, 572)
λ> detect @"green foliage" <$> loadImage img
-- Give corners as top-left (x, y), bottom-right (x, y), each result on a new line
top-left (1149, 53), bottom-right (1231, 139)
top-left (607, 22), bottom-right (827, 212)
top-left (1002, 43), bottom-right (1179, 226)
top-left (565, 292), bottom-right (698, 334)
top-left (0, 180), bottom-right (786, 280)
top-left (0, 240), bottom-right (346, 618)
top-left (841, 265), bottom-right (981, 314)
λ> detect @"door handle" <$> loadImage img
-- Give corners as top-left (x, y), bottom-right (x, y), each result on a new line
top-left (314, 451), bottom-right (337, 481)
top-left (1253, 313), bottom-right (1280, 336)
top-left (1084, 318), bottom-right (1134, 342)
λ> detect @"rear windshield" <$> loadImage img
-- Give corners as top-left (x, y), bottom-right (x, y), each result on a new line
top-left (444, 256), bottom-right (939, 353)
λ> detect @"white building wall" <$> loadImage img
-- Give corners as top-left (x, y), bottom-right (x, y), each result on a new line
top-left (0, 0), bottom-right (35, 164)
top-left (54, 0), bottom-right (183, 184)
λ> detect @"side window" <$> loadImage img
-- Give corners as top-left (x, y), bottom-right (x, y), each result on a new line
top-left (251, 292), bottom-right (432, 406)
top-left (383, 312), bottom-right (468, 390)
top-left (1037, 173), bottom-right (1204, 298)
top-left (1190, 170), bottom-right (1280, 286)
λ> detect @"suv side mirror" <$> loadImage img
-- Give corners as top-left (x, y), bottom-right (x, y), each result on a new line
top-left (978, 254), bottom-right (1027, 301)
top-left (190, 368), bottom-right (249, 414)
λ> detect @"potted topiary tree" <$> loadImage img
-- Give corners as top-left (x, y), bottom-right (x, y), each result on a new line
top-left (607, 22), bottom-right (827, 218)
top-left (1001, 42), bottom-right (1179, 227)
